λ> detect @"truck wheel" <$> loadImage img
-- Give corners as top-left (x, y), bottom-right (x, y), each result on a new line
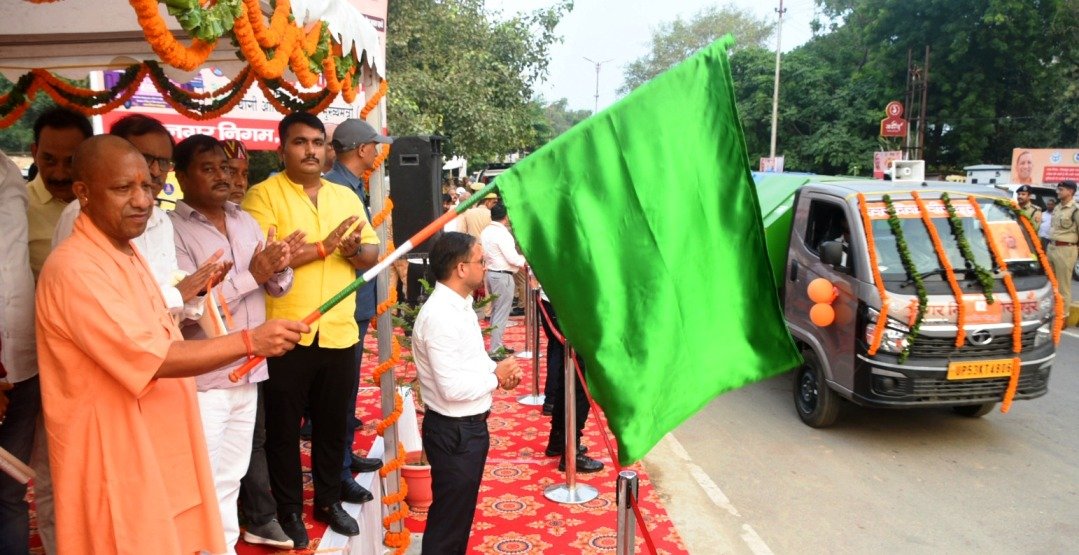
top-left (793, 350), bottom-right (840, 428)
top-left (952, 402), bottom-right (995, 417)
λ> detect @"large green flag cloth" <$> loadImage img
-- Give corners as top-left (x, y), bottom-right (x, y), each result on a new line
top-left (497, 35), bottom-right (801, 465)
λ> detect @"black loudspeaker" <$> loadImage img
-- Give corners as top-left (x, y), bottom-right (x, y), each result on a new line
top-left (388, 135), bottom-right (444, 255)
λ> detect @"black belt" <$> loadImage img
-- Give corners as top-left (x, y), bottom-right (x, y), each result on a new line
top-left (1051, 241), bottom-right (1077, 246)
top-left (488, 269), bottom-right (514, 275)
top-left (427, 409), bottom-right (489, 422)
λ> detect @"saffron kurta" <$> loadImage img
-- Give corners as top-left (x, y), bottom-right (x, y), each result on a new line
top-left (35, 213), bottom-right (225, 555)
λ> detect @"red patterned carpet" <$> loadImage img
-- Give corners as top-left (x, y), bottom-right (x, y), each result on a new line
top-left (28, 314), bottom-right (687, 554)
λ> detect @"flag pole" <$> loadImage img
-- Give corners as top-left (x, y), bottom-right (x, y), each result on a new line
top-left (228, 181), bottom-right (502, 382)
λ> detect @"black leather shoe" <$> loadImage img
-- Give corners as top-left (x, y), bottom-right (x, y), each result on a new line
top-left (545, 442), bottom-right (588, 457)
top-left (558, 453), bottom-right (604, 473)
top-left (510, 307), bottom-right (525, 316)
top-left (313, 502), bottom-right (360, 536)
top-left (340, 480), bottom-right (374, 504)
top-left (278, 512), bottom-right (309, 549)
top-left (350, 453), bottom-right (383, 474)
top-left (351, 416), bottom-right (363, 428)
top-left (541, 402), bottom-right (554, 416)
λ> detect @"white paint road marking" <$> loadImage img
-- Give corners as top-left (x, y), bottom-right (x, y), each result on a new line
top-left (666, 435), bottom-right (776, 553)
top-left (1062, 329), bottom-right (1079, 340)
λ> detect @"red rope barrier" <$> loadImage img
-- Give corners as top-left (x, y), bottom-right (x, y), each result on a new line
top-left (535, 297), bottom-right (660, 555)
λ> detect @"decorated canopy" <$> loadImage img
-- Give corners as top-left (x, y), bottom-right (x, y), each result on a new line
top-left (0, 0), bottom-right (386, 126)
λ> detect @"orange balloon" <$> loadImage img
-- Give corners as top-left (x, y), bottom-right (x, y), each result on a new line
top-left (810, 303), bottom-right (835, 327)
top-left (807, 278), bottom-right (835, 304)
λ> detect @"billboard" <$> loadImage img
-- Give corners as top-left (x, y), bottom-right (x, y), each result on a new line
top-left (1010, 148), bottom-right (1079, 185)
top-left (872, 151), bottom-right (904, 179)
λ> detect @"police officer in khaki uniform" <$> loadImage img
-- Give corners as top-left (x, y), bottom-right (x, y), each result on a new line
top-left (1047, 180), bottom-right (1078, 317)
top-left (1016, 184), bottom-right (1043, 227)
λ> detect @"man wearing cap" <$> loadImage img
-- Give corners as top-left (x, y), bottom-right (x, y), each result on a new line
top-left (1047, 180), bottom-right (1078, 316)
top-left (325, 118), bottom-right (391, 503)
top-left (1016, 185), bottom-right (1043, 227)
top-left (462, 192), bottom-right (499, 238)
top-left (221, 139), bottom-right (250, 204)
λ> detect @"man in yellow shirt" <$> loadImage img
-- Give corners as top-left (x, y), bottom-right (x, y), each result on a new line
top-left (26, 107), bottom-right (93, 280)
top-left (241, 112), bottom-right (378, 548)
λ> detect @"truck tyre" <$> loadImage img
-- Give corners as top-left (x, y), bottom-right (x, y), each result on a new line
top-left (794, 350), bottom-right (840, 428)
top-left (952, 402), bottom-right (995, 417)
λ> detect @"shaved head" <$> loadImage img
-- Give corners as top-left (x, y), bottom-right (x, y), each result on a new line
top-left (71, 135), bottom-right (155, 251)
top-left (73, 135), bottom-right (142, 185)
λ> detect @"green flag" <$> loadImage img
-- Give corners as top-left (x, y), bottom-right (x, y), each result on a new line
top-left (497, 35), bottom-right (801, 465)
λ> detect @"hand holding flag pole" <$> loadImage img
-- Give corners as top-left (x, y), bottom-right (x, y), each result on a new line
top-left (228, 181), bottom-right (502, 382)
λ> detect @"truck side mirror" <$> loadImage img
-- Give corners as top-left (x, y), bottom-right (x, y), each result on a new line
top-left (820, 240), bottom-right (846, 268)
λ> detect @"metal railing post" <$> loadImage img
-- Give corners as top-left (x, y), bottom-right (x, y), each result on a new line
top-left (616, 470), bottom-right (639, 555)
top-left (544, 342), bottom-right (598, 504)
top-left (517, 283), bottom-right (544, 405)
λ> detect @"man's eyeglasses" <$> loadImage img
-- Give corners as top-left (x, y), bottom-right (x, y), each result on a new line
top-left (142, 153), bottom-right (173, 171)
top-left (464, 258), bottom-right (486, 267)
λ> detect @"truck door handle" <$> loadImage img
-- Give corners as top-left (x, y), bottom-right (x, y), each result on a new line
top-left (790, 260), bottom-right (799, 282)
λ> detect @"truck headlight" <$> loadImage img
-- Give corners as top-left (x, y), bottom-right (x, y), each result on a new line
top-left (865, 307), bottom-right (910, 354)
top-left (1034, 322), bottom-right (1052, 347)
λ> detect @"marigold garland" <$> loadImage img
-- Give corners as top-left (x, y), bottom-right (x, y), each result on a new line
top-left (968, 197), bottom-right (1022, 353)
top-left (242, 0), bottom-right (291, 49)
top-left (130, 0), bottom-right (218, 71)
top-left (858, 194), bottom-right (891, 355)
top-left (1008, 201), bottom-right (1065, 344)
top-left (883, 194), bottom-right (928, 362)
top-left (365, 108), bottom-right (411, 551)
top-left (968, 196), bottom-right (1024, 413)
top-left (911, 192), bottom-right (966, 348)
top-left (941, 193), bottom-right (995, 303)
top-left (361, 79), bottom-right (388, 119)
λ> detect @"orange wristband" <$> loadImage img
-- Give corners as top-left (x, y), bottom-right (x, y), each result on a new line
top-left (240, 329), bottom-right (254, 359)
top-left (315, 241), bottom-right (328, 259)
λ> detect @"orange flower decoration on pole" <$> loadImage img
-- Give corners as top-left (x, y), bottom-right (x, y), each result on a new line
top-left (130, 0), bottom-right (217, 71)
top-left (911, 191), bottom-right (966, 347)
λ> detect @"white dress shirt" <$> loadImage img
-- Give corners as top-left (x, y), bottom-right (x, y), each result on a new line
top-left (480, 221), bottom-right (526, 272)
top-left (413, 282), bottom-right (498, 417)
top-left (53, 202), bottom-right (191, 317)
top-left (1039, 209), bottom-right (1053, 239)
top-left (0, 152), bottom-right (38, 383)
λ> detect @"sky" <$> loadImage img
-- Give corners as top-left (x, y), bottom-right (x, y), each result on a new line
top-left (488, 0), bottom-right (820, 112)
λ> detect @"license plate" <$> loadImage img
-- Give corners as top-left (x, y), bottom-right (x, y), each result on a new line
top-left (946, 359), bottom-right (1015, 380)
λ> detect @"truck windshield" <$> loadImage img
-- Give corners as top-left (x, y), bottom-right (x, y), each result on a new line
top-left (869, 198), bottom-right (1044, 283)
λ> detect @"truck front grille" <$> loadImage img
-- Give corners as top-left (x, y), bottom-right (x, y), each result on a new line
top-left (907, 329), bottom-right (1037, 359)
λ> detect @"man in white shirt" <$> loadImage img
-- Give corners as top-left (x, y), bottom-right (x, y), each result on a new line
top-left (52, 115), bottom-right (227, 320)
top-left (413, 232), bottom-right (521, 555)
top-left (0, 151), bottom-right (40, 554)
top-left (480, 203), bottom-right (527, 353)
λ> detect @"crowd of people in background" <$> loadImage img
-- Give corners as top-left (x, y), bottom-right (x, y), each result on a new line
top-left (0, 106), bottom-right (605, 555)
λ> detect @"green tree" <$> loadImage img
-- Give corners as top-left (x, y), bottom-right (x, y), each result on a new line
top-left (386, 0), bottom-right (572, 162)
top-left (618, 4), bottom-right (775, 95)
top-left (0, 74), bottom-right (61, 155)
top-left (815, 0), bottom-right (1076, 169)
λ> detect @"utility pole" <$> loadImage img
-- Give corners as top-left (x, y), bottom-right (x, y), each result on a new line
top-left (583, 57), bottom-right (613, 114)
top-left (769, 0), bottom-right (787, 159)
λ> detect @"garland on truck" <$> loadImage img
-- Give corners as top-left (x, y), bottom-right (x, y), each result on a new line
top-left (995, 199), bottom-right (1066, 345)
top-left (968, 196), bottom-right (1024, 413)
top-left (882, 194), bottom-right (928, 362)
top-left (911, 191), bottom-right (966, 348)
top-left (857, 193), bottom-right (891, 355)
top-left (940, 192), bottom-right (995, 302)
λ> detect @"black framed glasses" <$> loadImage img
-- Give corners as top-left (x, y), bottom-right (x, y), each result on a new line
top-left (142, 153), bottom-right (173, 171)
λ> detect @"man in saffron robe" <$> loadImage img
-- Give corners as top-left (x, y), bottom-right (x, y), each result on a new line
top-left (35, 135), bottom-right (308, 554)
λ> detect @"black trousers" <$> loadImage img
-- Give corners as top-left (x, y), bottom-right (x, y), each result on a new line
top-left (421, 411), bottom-right (489, 555)
top-left (539, 299), bottom-right (590, 448)
top-left (264, 340), bottom-right (355, 513)
top-left (238, 382), bottom-right (277, 526)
